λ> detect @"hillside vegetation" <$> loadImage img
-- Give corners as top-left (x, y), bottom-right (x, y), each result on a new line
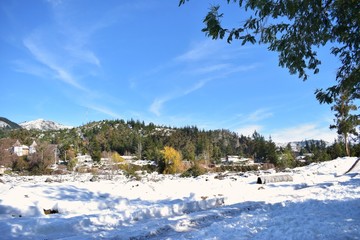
top-left (1, 119), bottom-right (359, 175)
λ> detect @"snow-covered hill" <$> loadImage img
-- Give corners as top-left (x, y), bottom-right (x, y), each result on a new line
top-left (0, 117), bottom-right (21, 129)
top-left (0, 121), bottom-right (9, 128)
top-left (0, 157), bottom-right (359, 239)
top-left (19, 119), bottom-right (73, 131)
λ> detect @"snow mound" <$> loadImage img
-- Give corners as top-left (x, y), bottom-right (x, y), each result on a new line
top-left (299, 157), bottom-right (359, 176)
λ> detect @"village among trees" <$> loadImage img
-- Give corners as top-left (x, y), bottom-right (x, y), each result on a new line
top-left (0, 118), bottom-right (359, 176)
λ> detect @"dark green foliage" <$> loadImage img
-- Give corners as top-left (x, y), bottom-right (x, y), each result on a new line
top-left (276, 144), bottom-right (296, 169)
top-left (351, 143), bottom-right (360, 157)
top-left (119, 163), bottom-right (141, 181)
top-left (238, 131), bottom-right (278, 164)
top-left (329, 90), bottom-right (359, 156)
top-left (67, 158), bottom-right (77, 171)
top-left (302, 140), bottom-right (332, 163)
top-left (327, 140), bottom-right (346, 159)
top-left (119, 163), bottom-right (156, 180)
top-left (89, 145), bottom-right (101, 162)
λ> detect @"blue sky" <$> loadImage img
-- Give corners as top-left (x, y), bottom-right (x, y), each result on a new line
top-left (0, 0), bottom-right (341, 143)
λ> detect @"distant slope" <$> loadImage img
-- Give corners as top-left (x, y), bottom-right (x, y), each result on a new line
top-left (20, 119), bottom-right (73, 131)
top-left (276, 140), bottom-right (331, 151)
top-left (0, 117), bottom-right (22, 129)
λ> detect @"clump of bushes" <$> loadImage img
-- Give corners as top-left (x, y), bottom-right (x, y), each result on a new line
top-left (67, 158), bottom-right (77, 171)
top-left (118, 163), bottom-right (141, 181)
top-left (181, 163), bottom-right (207, 178)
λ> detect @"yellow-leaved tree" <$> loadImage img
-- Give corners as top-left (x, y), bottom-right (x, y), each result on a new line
top-left (161, 146), bottom-right (183, 174)
top-left (111, 152), bottom-right (125, 163)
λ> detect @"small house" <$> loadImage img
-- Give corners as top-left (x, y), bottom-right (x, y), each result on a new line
top-left (11, 140), bottom-right (29, 156)
top-left (76, 154), bottom-right (92, 163)
top-left (225, 156), bottom-right (255, 165)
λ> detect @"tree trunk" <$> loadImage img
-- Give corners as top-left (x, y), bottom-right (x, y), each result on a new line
top-left (345, 133), bottom-right (350, 156)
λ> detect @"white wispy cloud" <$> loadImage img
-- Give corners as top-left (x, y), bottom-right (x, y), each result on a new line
top-left (146, 38), bottom-right (259, 117)
top-left (149, 98), bottom-right (168, 117)
top-left (12, 60), bottom-right (51, 79)
top-left (189, 64), bottom-right (231, 75)
top-left (236, 125), bottom-right (264, 137)
top-left (226, 109), bottom-right (273, 128)
top-left (84, 104), bottom-right (122, 119)
top-left (46, 0), bottom-right (63, 7)
top-left (184, 62), bottom-right (257, 77)
top-left (58, 20), bottom-right (107, 69)
top-left (220, 109), bottom-right (274, 134)
top-left (175, 39), bottom-right (254, 63)
top-left (65, 45), bottom-right (101, 67)
top-left (23, 35), bottom-right (88, 91)
top-left (226, 64), bottom-right (258, 74)
top-left (183, 79), bottom-right (209, 95)
top-left (19, 0), bottom-right (117, 96)
top-left (19, 0), bottom-right (114, 91)
top-left (147, 62), bottom-right (258, 116)
top-left (246, 109), bottom-right (274, 122)
top-left (149, 77), bottom-right (212, 116)
top-left (270, 123), bottom-right (337, 143)
top-left (175, 40), bottom-right (219, 62)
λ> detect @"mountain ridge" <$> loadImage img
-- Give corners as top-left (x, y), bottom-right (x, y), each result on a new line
top-left (0, 117), bottom-right (22, 129)
top-left (1, 117), bottom-right (329, 145)
top-left (19, 118), bottom-right (73, 131)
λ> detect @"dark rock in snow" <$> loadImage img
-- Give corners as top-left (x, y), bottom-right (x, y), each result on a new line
top-left (90, 175), bottom-right (98, 182)
top-left (43, 209), bottom-right (59, 215)
top-left (45, 178), bottom-right (53, 183)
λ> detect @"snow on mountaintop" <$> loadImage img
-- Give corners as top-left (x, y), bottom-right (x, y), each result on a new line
top-left (0, 117), bottom-right (21, 129)
top-left (0, 157), bottom-right (359, 239)
top-left (19, 118), bottom-right (73, 131)
top-left (0, 121), bottom-right (10, 128)
top-left (275, 140), bottom-right (331, 151)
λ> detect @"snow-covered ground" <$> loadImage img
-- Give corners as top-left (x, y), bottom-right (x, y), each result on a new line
top-left (0, 157), bottom-right (359, 239)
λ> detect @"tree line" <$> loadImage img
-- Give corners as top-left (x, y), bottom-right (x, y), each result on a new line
top-left (1, 118), bottom-right (359, 175)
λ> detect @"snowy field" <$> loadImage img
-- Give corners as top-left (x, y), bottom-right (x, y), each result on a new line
top-left (0, 157), bottom-right (359, 239)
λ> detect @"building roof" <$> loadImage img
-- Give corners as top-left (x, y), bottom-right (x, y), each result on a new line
top-left (13, 140), bottom-right (21, 147)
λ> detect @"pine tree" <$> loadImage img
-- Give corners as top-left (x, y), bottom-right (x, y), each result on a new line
top-left (330, 91), bottom-right (359, 156)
